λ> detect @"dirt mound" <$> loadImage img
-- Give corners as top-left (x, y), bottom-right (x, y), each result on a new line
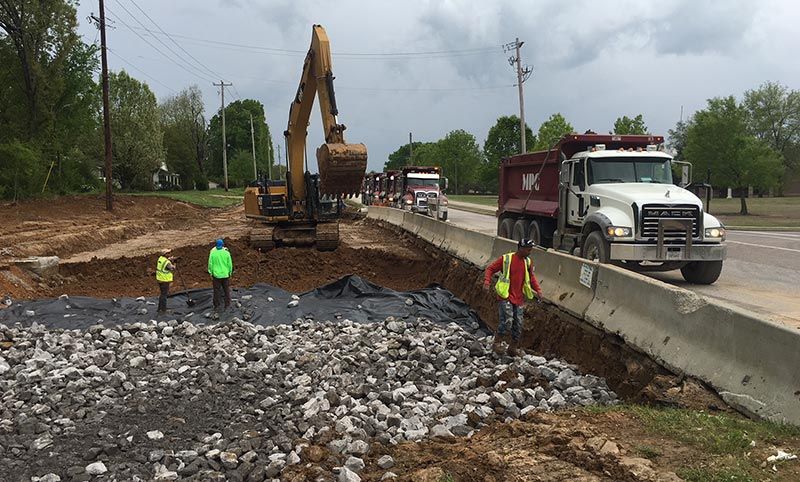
top-left (0, 195), bottom-right (218, 259)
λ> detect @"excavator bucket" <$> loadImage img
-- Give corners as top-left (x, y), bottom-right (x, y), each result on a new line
top-left (317, 142), bottom-right (368, 196)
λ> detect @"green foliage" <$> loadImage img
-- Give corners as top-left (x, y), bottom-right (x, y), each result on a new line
top-left (161, 85), bottom-right (208, 190)
top-left (109, 70), bottom-right (164, 190)
top-left (0, 0), bottom-right (81, 140)
top-left (0, 1), bottom-right (102, 199)
top-left (685, 96), bottom-right (783, 214)
top-left (533, 113), bottom-right (574, 151)
top-left (482, 115), bottom-right (535, 193)
top-left (667, 119), bottom-right (689, 162)
top-left (207, 99), bottom-right (274, 184)
top-left (433, 129), bottom-right (483, 194)
top-left (743, 81), bottom-right (800, 170)
top-left (0, 141), bottom-right (46, 200)
top-left (385, 141), bottom-right (429, 170)
top-left (613, 114), bottom-right (648, 135)
top-left (227, 149), bottom-right (258, 188)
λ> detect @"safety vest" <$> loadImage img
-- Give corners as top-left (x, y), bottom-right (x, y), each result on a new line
top-left (494, 253), bottom-right (535, 300)
top-left (156, 256), bottom-right (173, 283)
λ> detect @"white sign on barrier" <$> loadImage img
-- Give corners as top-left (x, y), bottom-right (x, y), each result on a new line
top-left (579, 263), bottom-right (594, 288)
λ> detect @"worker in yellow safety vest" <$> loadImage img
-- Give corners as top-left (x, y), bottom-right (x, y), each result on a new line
top-left (483, 238), bottom-right (543, 356)
top-left (156, 248), bottom-right (176, 313)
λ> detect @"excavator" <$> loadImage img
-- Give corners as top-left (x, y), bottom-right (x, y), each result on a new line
top-left (243, 25), bottom-right (367, 251)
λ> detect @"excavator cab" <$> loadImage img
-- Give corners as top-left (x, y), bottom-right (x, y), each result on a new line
top-left (244, 25), bottom-right (367, 251)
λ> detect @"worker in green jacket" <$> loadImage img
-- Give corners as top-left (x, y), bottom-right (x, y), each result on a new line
top-left (208, 238), bottom-right (233, 311)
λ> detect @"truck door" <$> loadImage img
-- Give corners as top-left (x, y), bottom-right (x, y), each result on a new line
top-left (567, 159), bottom-right (586, 225)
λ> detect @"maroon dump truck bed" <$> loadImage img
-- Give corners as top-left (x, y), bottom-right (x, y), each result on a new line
top-left (498, 134), bottom-right (665, 219)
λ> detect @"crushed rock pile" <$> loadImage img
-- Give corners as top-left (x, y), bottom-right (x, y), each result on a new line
top-left (0, 316), bottom-right (617, 481)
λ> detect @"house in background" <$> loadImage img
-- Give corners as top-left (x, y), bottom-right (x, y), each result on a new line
top-left (153, 162), bottom-right (180, 190)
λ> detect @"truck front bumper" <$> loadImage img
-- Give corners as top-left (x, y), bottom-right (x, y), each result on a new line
top-left (610, 243), bottom-right (726, 262)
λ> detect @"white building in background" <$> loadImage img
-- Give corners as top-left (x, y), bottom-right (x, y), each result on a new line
top-left (152, 162), bottom-right (180, 190)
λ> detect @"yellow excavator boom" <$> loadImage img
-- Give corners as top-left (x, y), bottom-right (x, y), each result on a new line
top-left (286, 24), bottom-right (367, 200)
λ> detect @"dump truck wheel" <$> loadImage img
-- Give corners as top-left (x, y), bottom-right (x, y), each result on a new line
top-left (582, 231), bottom-right (609, 263)
top-left (681, 261), bottom-right (722, 285)
top-left (498, 218), bottom-right (514, 239)
top-left (512, 220), bottom-right (527, 242)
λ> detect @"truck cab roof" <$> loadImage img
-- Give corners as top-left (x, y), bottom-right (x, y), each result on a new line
top-left (574, 150), bottom-right (673, 160)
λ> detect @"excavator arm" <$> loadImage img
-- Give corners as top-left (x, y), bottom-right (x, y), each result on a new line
top-left (285, 24), bottom-right (367, 202)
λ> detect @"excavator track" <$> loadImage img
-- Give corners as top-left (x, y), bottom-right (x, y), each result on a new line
top-left (249, 225), bottom-right (275, 251)
top-left (315, 222), bottom-right (339, 252)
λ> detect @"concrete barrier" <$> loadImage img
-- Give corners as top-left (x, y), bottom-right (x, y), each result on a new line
top-left (369, 205), bottom-right (800, 424)
top-left (534, 250), bottom-right (596, 319)
top-left (586, 264), bottom-right (800, 424)
top-left (440, 223), bottom-right (496, 268)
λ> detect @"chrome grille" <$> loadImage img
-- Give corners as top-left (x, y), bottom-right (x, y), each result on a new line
top-left (640, 204), bottom-right (700, 241)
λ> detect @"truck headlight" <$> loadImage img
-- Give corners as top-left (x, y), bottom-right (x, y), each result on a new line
top-left (405, 199), bottom-right (413, 205)
top-left (606, 226), bottom-right (632, 237)
top-left (704, 227), bottom-right (726, 239)
top-left (441, 200), bottom-right (448, 206)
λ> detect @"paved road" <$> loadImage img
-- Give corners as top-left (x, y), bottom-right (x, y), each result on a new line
top-left (446, 207), bottom-right (800, 327)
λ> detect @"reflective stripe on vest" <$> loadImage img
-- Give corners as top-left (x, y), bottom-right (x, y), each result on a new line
top-left (494, 252), bottom-right (534, 300)
top-left (156, 256), bottom-right (173, 283)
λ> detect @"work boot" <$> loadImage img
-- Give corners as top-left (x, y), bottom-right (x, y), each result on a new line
top-left (508, 339), bottom-right (522, 357)
top-left (492, 335), bottom-right (506, 355)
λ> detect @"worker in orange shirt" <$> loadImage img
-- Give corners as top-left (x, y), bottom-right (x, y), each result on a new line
top-left (484, 238), bottom-right (543, 356)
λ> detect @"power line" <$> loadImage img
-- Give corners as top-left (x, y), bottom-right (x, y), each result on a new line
top-left (104, 22), bottom-right (501, 59)
top-left (106, 6), bottom-right (217, 84)
top-left (125, 0), bottom-right (227, 81)
top-left (107, 47), bottom-right (177, 93)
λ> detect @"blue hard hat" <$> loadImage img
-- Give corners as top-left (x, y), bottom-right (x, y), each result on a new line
top-left (216, 239), bottom-right (224, 248)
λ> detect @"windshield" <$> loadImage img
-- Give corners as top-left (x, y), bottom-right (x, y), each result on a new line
top-left (588, 157), bottom-right (673, 185)
top-left (407, 178), bottom-right (440, 187)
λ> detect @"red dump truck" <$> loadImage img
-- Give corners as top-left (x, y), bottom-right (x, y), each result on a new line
top-left (391, 166), bottom-right (449, 220)
top-left (497, 134), bottom-right (727, 284)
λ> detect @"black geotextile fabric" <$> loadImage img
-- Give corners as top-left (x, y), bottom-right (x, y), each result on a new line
top-left (0, 275), bottom-right (483, 331)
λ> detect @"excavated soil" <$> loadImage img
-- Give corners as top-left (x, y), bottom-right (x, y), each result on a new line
top-left (0, 195), bottom-right (759, 480)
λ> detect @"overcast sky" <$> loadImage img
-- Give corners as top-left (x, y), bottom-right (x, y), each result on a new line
top-left (76, 0), bottom-right (800, 172)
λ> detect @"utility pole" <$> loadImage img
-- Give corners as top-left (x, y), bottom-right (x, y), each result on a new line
top-left (504, 38), bottom-right (533, 154)
top-left (213, 80), bottom-right (232, 191)
top-left (408, 132), bottom-right (413, 166)
top-left (267, 138), bottom-right (273, 180)
top-left (96, 0), bottom-right (113, 211)
top-left (249, 113), bottom-right (257, 179)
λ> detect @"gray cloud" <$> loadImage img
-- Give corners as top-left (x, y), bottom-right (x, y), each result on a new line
top-left (78, 0), bottom-right (799, 171)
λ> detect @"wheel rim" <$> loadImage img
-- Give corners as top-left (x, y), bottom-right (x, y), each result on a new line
top-left (585, 242), bottom-right (600, 261)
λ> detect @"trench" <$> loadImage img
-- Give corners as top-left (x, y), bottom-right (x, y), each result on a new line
top-left (28, 216), bottom-right (725, 409)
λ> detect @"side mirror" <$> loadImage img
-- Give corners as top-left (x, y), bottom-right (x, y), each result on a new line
top-left (443, 178), bottom-right (449, 190)
top-left (578, 178), bottom-right (586, 192)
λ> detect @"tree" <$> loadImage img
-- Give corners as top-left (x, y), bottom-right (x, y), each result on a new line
top-left (384, 141), bottom-right (429, 170)
top-left (667, 119), bottom-right (689, 162)
top-left (0, 140), bottom-right (45, 201)
top-left (208, 99), bottom-right (274, 185)
top-left (685, 96), bottom-right (782, 215)
top-left (482, 115), bottom-right (535, 193)
top-left (0, 0), bottom-right (81, 139)
top-left (533, 113), bottom-right (574, 150)
top-left (0, 1), bottom-right (101, 198)
top-left (433, 129), bottom-right (483, 194)
top-left (613, 114), bottom-right (648, 135)
top-left (161, 86), bottom-right (208, 189)
top-left (108, 70), bottom-right (164, 190)
top-left (743, 81), bottom-right (800, 172)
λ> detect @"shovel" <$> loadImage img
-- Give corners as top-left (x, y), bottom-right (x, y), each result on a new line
top-left (176, 269), bottom-right (196, 307)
